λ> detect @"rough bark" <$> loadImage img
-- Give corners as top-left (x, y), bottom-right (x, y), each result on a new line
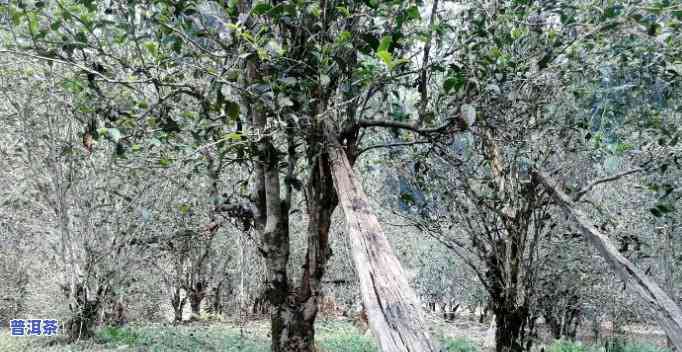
top-left (264, 158), bottom-right (337, 352)
top-left (474, 124), bottom-right (537, 352)
top-left (326, 132), bottom-right (437, 352)
top-left (278, 151), bottom-right (338, 351)
top-left (534, 170), bottom-right (682, 350)
top-left (493, 307), bottom-right (526, 352)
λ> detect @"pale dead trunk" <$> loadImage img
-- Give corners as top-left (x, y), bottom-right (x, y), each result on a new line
top-left (660, 222), bottom-right (676, 349)
top-left (534, 170), bottom-right (682, 350)
top-left (326, 132), bottom-right (437, 352)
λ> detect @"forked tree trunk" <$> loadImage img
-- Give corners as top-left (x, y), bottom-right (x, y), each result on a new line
top-left (65, 282), bottom-right (103, 342)
top-left (272, 152), bottom-right (338, 352)
top-left (326, 133), bottom-right (437, 352)
top-left (534, 170), bottom-right (682, 350)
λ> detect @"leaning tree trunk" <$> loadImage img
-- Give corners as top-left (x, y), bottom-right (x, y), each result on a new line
top-left (534, 170), bottom-right (682, 350)
top-left (326, 132), bottom-right (437, 352)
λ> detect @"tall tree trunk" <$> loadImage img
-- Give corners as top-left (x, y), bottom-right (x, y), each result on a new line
top-left (267, 139), bottom-right (338, 352)
top-left (534, 170), bottom-right (682, 350)
top-left (326, 131), bottom-right (437, 352)
top-left (485, 241), bottom-right (530, 352)
top-left (170, 287), bottom-right (186, 323)
top-left (259, 142), bottom-right (294, 352)
top-left (493, 304), bottom-right (527, 352)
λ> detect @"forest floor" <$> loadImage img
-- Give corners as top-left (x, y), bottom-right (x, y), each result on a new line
top-left (0, 313), bottom-right (669, 352)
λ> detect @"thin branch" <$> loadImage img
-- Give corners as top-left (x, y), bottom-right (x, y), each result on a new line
top-left (417, 0), bottom-right (439, 126)
top-left (0, 50), bottom-right (189, 89)
top-left (356, 117), bottom-right (460, 135)
top-left (574, 167), bottom-right (644, 201)
top-left (358, 140), bottom-right (431, 155)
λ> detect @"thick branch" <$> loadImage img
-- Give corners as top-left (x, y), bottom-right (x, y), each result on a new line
top-left (534, 169), bottom-right (682, 349)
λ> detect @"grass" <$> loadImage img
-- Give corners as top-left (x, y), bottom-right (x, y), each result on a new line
top-left (316, 320), bottom-right (377, 352)
top-left (441, 337), bottom-right (480, 352)
top-left (0, 321), bottom-right (671, 352)
top-left (0, 323), bottom-right (270, 352)
top-left (548, 338), bottom-right (672, 352)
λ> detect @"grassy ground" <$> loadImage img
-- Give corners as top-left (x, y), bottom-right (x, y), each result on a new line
top-left (0, 319), bottom-right (671, 352)
top-left (0, 320), bottom-right (382, 352)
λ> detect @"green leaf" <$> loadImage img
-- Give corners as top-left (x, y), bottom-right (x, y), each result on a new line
top-left (252, 2), bottom-right (272, 16)
top-left (143, 41), bottom-right (159, 57)
top-left (225, 132), bottom-right (243, 141)
top-left (443, 73), bottom-right (465, 94)
top-left (656, 203), bottom-right (674, 214)
top-left (27, 12), bottom-right (39, 34)
top-left (511, 27), bottom-right (525, 40)
top-left (405, 6), bottom-right (420, 21)
top-left (159, 158), bottom-right (173, 167)
top-left (10, 8), bottom-right (23, 26)
top-left (603, 5), bottom-right (622, 19)
top-left (62, 79), bottom-right (84, 93)
top-left (308, 3), bottom-right (321, 17)
top-left (337, 30), bottom-right (352, 44)
top-left (376, 50), bottom-right (393, 67)
top-left (50, 20), bottom-right (62, 31)
top-left (336, 6), bottom-right (350, 17)
top-left (178, 203), bottom-right (191, 214)
top-left (378, 35), bottom-right (392, 52)
top-left (226, 101), bottom-right (240, 121)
